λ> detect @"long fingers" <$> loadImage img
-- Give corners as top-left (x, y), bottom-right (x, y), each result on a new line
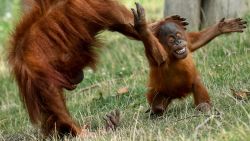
top-left (131, 8), bottom-right (138, 21)
top-left (135, 2), bottom-right (145, 21)
top-left (163, 15), bottom-right (189, 30)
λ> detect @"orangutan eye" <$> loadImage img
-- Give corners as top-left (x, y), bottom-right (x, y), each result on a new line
top-left (176, 33), bottom-right (182, 38)
top-left (168, 37), bottom-right (175, 43)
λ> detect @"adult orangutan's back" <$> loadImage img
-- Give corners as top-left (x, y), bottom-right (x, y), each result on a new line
top-left (8, 0), bottom-right (139, 137)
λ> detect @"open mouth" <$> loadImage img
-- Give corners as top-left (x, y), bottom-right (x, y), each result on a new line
top-left (175, 48), bottom-right (186, 55)
top-left (173, 47), bottom-right (188, 59)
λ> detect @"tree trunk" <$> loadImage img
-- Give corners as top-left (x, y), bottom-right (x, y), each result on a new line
top-left (164, 0), bottom-right (201, 31)
top-left (201, 0), bottom-right (249, 28)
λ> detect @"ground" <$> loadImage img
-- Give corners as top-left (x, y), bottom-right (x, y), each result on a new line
top-left (0, 0), bottom-right (250, 140)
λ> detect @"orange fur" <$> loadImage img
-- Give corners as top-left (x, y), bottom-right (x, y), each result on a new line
top-left (142, 17), bottom-right (245, 115)
top-left (9, 0), bottom-right (140, 137)
top-left (132, 3), bottom-right (246, 115)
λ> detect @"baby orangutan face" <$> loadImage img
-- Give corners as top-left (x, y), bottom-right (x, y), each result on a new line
top-left (158, 22), bottom-right (188, 59)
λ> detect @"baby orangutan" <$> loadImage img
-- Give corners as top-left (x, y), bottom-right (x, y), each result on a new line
top-left (132, 3), bottom-right (247, 115)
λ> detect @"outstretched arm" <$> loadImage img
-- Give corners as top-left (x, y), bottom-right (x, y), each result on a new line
top-left (107, 1), bottom-right (189, 41)
top-left (131, 3), bottom-right (168, 66)
top-left (188, 18), bottom-right (247, 52)
top-left (105, 1), bottom-right (141, 40)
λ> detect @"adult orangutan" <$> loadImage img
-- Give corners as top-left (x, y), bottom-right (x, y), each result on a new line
top-left (132, 3), bottom-right (247, 116)
top-left (9, 0), bottom-right (187, 137)
top-left (8, 0), bottom-right (141, 137)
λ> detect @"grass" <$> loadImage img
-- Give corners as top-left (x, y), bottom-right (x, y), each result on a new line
top-left (0, 0), bottom-right (250, 140)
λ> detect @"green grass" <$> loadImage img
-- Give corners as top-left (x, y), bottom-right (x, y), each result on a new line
top-left (1, 0), bottom-right (250, 140)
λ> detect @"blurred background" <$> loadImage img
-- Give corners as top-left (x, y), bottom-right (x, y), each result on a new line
top-left (164, 0), bottom-right (250, 30)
